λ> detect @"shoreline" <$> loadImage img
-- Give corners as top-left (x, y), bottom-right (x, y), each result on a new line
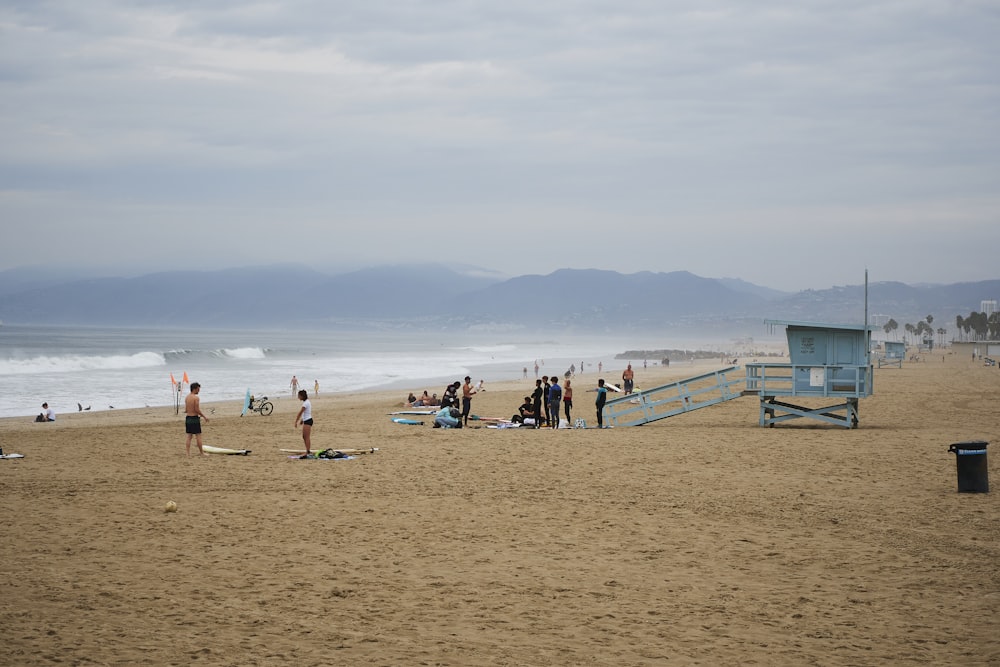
top-left (0, 354), bottom-right (746, 427)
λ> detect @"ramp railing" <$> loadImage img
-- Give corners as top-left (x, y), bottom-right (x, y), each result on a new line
top-left (603, 365), bottom-right (744, 427)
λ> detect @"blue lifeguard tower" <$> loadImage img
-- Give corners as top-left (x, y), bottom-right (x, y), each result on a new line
top-left (878, 340), bottom-right (905, 368)
top-left (743, 320), bottom-right (874, 428)
top-left (600, 322), bottom-right (874, 430)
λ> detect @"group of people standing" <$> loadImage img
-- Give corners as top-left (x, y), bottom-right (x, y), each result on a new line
top-left (515, 375), bottom-right (573, 428)
top-left (514, 374), bottom-right (619, 428)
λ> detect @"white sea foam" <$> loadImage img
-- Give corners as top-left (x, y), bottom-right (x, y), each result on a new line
top-left (222, 347), bottom-right (267, 360)
top-left (0, 351), bottom-right (166, 375)
top-left (0, 324), bottom-right (651, 418)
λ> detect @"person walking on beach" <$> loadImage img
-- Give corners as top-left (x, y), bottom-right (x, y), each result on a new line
top-left (184, 382), bottom-right (209, 456)
top-left (290, 375), bottom-right (299, 395)
top-left (563, 379), bottom-right (573, 424)
top-left (294, 389), bottom-right (313, 456)
top-left (461, 376), bottom-right (477, 426)
top-left (548, 376), bottom-right (562, 428)
top-left (314, 379), bottom-right (320, 395)
top-left (590, 379), bottom-right (609, 429)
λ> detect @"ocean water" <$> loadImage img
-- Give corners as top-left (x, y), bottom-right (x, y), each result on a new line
top-left (0, 324), bottom-right (691, 419)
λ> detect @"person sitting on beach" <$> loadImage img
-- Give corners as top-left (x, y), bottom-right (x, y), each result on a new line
top-left (35, 402), bottom-right (56, 422)
top-left (407, 392), bottom-right (417, 405)
top-left (512, 396), bottom-right (535, 424)
top-left (408, 391), bottom-right (429, 406)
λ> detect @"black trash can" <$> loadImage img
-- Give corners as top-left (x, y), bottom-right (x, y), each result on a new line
top-left (947, 441), bottom-right (989, 493)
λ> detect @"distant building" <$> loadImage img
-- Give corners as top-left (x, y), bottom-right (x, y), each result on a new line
top-left (981, 300), bottom-right (997, 317)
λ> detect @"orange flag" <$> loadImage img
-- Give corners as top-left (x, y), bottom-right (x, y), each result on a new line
top-left (182, 371), bottom-right (189, 384)
top-left (170, 373), bottom-right (177, 385)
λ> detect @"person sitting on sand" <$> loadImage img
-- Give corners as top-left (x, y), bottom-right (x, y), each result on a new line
top-left (410, 390), bottom-right (437, 407)
top-left (35, 402), bottom-right (56, 422)
top-left (512, 396), bottom-right (535, 425)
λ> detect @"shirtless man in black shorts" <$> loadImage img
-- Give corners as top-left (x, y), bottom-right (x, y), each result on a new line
top-left (184, 382), bottom-right (209, 456)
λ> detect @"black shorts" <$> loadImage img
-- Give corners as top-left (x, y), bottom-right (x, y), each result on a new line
top-left (303, 418), bottom-right (314, 426)
top-left (185, 416), bottom-right (201, 434)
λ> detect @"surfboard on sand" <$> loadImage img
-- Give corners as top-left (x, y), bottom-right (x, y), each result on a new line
top-left (202, 445), bottom-right (252, 456)
top-left (392, 417), bottom-right (424, 425)
top-left (1, 453), bottom-right (25, 459)
top-left (389, 410), bottom-right (436, 415)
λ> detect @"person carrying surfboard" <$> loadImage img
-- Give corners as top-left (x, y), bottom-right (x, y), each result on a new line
top-left (184, 382), bottom-right (209, 456)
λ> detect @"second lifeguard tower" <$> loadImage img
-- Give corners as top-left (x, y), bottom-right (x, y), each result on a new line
top-left (878, 340), bottom-right (905, 368)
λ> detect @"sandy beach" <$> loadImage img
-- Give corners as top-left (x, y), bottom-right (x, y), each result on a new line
top-left (1, 353), bottom-right (998, 666)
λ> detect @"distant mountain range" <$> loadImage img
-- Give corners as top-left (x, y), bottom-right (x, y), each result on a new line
top-left (1, 264), bottom-right (997, 337)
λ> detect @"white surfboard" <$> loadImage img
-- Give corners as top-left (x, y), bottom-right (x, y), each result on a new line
top-left (0, 453), bottom-right (25, 459)
top-left (203, 445), bottom-right (251, 456)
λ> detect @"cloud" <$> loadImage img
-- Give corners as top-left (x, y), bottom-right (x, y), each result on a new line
top-left (1, 0), bottom-right (998, 290)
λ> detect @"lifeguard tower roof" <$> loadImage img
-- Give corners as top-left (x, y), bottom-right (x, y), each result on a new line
top-left (765, 320), bottom-right (874, 334)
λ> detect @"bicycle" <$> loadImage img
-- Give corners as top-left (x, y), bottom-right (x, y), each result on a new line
top-left (247, 395), bottom-right (274, 416)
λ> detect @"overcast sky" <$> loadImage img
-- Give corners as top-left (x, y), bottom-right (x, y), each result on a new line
top-left (2, 1), bottom-right (998, 291)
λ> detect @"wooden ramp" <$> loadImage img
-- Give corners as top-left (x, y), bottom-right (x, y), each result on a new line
top-left (603, 366), bottom-right (744, 427)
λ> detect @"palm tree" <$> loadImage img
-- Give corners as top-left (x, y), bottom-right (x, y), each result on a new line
top-left (956, 315), bottom-right (965, 342)
top-left (885, 318), bottom-right (899, 341)
top-left (968, 312), bottom-right (987, 340)
top-left (936, 327), bottom-right (947, 347)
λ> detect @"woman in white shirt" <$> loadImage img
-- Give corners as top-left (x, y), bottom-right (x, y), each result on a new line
top-left (294, 390), bottom-right (313, 456)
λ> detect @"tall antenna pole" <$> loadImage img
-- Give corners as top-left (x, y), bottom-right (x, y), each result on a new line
top-left (864, 268), bottom-right (870, 363)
